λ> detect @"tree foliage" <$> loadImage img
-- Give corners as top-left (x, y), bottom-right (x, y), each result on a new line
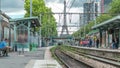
top-left (72, 0), bottom-right (120, 37)
top-left (24, 0), bottom-right (57, 37)
top-left (109, 0), bottom-right (120, 15)
top-left (72, 14), bottom-right (112, 37)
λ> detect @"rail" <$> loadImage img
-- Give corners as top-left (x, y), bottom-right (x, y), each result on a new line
top-left (54, 47), bottom-right (92, 68)
top-left (62, 46), bottom-right (120, 67)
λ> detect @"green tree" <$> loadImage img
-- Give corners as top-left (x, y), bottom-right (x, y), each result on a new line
top-left (96, 14), bottom-right (112, 23)
top-left (109, 0), bottom-right (120, 15)
top-left (72, 0), bottom-right (116, 38)
top-left (24, 0), bottom-right (57, 37)
top-left (72, 14), bottom-right (112, 37)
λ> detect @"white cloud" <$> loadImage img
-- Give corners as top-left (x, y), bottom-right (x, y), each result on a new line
top-left (5, 10), bottom-right (26, 18)
top-left (46, 2), bottom-right (64, 12)
top-left (1, 0), bottom-right (25, 18)
top-left (1, 0), bottom-right (24, 12)
top-left (6, 10), bottom-right (26, 16)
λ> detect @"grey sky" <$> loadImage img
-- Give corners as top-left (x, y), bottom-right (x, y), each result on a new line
top-left (69, 0), bottom-right (85, 7)
top-left (0, 0), bottom-right (91, 19)
top-left (1, 0), bottom-right (24, 13)
top-left (45, 0), bottom-right (85, 8)
top-left (0, 0), bottom-right (86, 13)
top-left (45, 0), bottom-right (64, 3)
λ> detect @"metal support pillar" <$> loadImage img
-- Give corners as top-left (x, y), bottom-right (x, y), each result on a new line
top-left (112, 29), bottom-right (115, 40)
top-left (107, 30), bottom-right (110, 48)
top-left (84, 25), bottom-right (86, 37)
top-left (28, 21), bottom-right (31, 51)
top-left (14, 25), bottom-right (16, 42)
top-left (9, 25), bottom-right (11, 46)
top-left (104, 31), bottom-right (106, 48)
top-left (119, 28), bottom-right (120, 48)
top-left (14, 24), bottom-right (17, 51)
top-left (99, 29), bottom-right (102, 48)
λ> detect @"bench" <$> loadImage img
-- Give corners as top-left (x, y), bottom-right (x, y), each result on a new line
top-left (0, 47), bottom-right (10, 56)
top-left (0, 48), bottom-right (4, 56)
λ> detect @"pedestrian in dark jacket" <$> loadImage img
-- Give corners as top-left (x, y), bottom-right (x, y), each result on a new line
top-left (89, 38), bottom-right (92, 47)
top-left (112, 39), bottom-right (116, 49)
top-left (96, 38), bottom-right (99, 48)
top-left (115, 37), bottom-right (119, 49)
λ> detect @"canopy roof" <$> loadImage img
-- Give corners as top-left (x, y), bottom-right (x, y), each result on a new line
top-left (9, 17), bottom-right (41, 28)
top-left (88, 29), bottom-right (99, 35)
top-left (92, 15), bottom-right (120, 30)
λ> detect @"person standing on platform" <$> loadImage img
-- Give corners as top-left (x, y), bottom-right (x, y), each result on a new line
top-left (89, 38), bottom-right (92, 47)
top-left (96, 38), bottom-right (99, 48)
top-left (115, 37), bottom-right (119, 49)
top-left (112, 39), bottom-right (116, 49)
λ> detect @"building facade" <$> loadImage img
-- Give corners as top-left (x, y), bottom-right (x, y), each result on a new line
top-left (0, 10), bottom-right (14, 46)
top-left (83, 1), bottom-right (100, 24)
top-left (101, 0), bottom-right (112, 13)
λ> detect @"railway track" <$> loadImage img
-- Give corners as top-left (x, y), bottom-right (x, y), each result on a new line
top-left (61, 46), bottom-right (120, 67)
top-left (71, 47), bottom-right (120, 65)
top-left (54, 47), bottom-right (92, 68)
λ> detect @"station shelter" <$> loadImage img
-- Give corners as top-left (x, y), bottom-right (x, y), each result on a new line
top-left (92, 15), bottom-right (120, 48)
top-left (9, 17), bottom-right (41, 51)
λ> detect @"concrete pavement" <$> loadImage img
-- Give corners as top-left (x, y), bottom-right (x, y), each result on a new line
top-left (0, 47), bottom-right (62, 68)
top-left (0, 47), bottom-right (46, 68)
top-left (26, 46), bottom-right (62, 68)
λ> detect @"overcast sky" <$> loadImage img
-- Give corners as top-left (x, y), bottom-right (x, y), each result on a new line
top-left (0, 0), bottom-right (87, 34)
top-left (0, 0), bottom-right (99, 34)
top-left (1, 0), bottom-right (86, 18)
top-left (1, 0), bottom-right (25, 18)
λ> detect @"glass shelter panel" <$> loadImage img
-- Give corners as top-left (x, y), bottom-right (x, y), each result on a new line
top-left (16, 24), bottom-right (29, 52)
top-left (16, 25), bottom-right (28, 43)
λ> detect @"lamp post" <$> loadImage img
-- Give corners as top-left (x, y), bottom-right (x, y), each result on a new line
top-left (39, 13), bottom-right (42, 47)
top-left (30, 0), bottom-right (32, 17)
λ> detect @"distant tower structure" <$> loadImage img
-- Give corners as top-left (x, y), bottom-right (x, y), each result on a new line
top-left (61, 0), bottom-right (69, 36)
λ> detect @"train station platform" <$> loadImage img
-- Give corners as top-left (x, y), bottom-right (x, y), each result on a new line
top-left (26, 46), bottom-right (62, 68)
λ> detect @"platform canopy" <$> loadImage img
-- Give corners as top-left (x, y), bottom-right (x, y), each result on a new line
top-left (92, 15), bottom-right (120, 30)
top-left (9, 17), bottom-right (41, 28)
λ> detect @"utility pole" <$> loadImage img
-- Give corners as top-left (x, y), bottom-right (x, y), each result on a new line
top-left (61, 0), bottom-right (69, 36)
top-left (30, 0), bottom-right (32, 17)
top-left (39, 14), bottom-right (42, 47)
top-left (79, 14), bottom-right (81, 38)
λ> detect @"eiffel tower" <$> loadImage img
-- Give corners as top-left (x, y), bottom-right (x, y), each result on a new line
top-left (60, 0), bottom-right (69, 36)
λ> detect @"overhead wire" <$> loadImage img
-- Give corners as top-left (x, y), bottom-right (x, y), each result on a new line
top-left (67, 0), bottom-right (76, 12)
